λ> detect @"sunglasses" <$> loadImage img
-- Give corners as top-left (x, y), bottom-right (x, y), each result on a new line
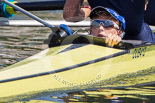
top-left (91, 19), bottom-right (120, 30)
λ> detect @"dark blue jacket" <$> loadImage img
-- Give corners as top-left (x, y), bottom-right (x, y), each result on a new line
top-left (88, 0), bottom-right (155, 43)
top-left (145, 0), bottom-right (155, 26)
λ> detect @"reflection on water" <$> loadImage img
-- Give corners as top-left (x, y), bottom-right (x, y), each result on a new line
top-left (45, 85), bottom-right (155, 103)
top-left (3, 84), bottom-right (155, 103)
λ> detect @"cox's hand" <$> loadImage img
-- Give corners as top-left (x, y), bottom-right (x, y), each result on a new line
top-left (105, 33), bottom-right (122, 47)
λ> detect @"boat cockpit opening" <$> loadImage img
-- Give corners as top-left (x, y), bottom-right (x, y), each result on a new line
top-left (45, 33), bottom-right (154, 50)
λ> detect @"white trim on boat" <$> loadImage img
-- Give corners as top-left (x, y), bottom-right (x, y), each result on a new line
top-left (0, 20), bottom-right (90, 27)
top-left (0, 20), bottom-right (155, 31)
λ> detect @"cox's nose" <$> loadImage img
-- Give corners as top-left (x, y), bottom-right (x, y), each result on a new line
top-left (98, 24), bottom-right (105, 32)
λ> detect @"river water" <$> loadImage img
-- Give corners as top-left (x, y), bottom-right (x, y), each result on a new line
top-left (0, 3), bottom-right (155, 103)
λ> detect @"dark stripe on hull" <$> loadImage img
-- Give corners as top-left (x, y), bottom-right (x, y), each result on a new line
top-left (0, 50), bottom-right (129, 83)
top-left (58, 44), bottom-right (88, 54)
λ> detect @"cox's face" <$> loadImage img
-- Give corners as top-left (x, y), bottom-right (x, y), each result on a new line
top-left (90, 17), bottom-right (120, 38)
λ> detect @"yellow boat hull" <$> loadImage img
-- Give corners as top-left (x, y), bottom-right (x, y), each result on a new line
top-left (0, 42), bottom-right (155, 99)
